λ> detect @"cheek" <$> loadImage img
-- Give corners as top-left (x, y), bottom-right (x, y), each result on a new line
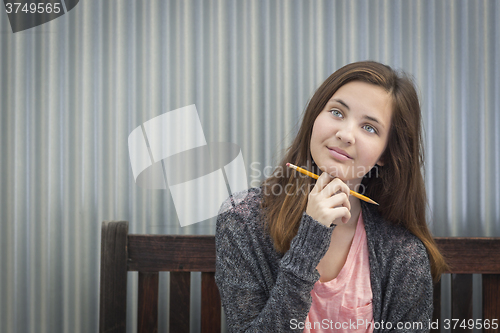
top-left (310, 117), bottom-right (327, 141)
top-left (310, 120), bottom-right (326, 159)
top-left (310, 121), bottom-right (321, 145)
top-left (358, 140), bottom-right (386, 164)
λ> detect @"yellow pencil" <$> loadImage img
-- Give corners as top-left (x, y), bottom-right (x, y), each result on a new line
top-left (286, 163), bottom-right (379, 205)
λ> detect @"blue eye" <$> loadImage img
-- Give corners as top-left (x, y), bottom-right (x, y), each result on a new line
top-left (330, 109), bottom-right (343, 118)
top-left (363, 124), bottom-right (377, 134)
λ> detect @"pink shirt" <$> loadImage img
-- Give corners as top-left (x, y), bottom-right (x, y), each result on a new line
top-left (304, 212), bottom-right (374, 333)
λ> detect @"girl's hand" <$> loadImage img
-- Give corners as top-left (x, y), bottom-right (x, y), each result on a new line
top-left (306, 172), bottom-right (351, 227)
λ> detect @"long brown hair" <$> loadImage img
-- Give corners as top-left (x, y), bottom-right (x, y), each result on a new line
top-left (260, 61), bottom-right (447, 282)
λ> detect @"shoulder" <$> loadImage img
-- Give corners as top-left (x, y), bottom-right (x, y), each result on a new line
top-left (217, 187), bottom-right (264, 227)
top-left (217, 187), bottom-right (263, 221)
top-left (216, 187), bottom-right (267, 237)
top-left (215, 187), bottom-right (279, 268)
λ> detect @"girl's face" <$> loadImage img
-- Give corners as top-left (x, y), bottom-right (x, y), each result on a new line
top-left (310, 80), bottom-right (393, 188)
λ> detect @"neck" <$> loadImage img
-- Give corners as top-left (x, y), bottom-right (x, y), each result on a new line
top-left (343, 177), bottom-right (363, 192)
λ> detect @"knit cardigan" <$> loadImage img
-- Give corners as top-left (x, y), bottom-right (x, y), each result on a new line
top-left (215, 187), bottom-right (433, 332)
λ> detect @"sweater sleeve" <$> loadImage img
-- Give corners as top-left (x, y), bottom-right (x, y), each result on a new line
top-left (215, 197), bottom-right (334, 332)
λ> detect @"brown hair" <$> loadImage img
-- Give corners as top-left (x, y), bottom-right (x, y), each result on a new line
top-left (260, 61), bottom-right (447, 282)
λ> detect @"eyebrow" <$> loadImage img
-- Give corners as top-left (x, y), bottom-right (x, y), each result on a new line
top-left (331, 98), bottom-right (386, 129)
top-left (333, 98), bottom-right (350, 110)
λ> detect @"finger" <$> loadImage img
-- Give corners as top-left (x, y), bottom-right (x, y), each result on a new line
top-left (327, 207), bottom-right (351, 224)
top-left (325, 191), bottom-right (351, 211)
top-left (323, 178), bottom-right (350, 198)
top-left (341, 209), bottom-right (352, 224)
top-left (311, 171), bottom-right (335, 194)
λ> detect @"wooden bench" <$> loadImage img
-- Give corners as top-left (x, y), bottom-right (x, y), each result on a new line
top-left (431, 238), bottom-right (500, 332)
top-left (99, 221), bottom-right (500, 333)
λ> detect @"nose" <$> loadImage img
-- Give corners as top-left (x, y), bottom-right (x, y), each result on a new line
top-left (336, 128), bottom-right (355, 144)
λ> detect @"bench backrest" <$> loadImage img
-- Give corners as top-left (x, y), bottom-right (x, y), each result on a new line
top-left (99, 221), bottom-right (500, 333)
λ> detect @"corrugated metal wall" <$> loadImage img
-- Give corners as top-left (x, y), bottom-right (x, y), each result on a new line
top-left (0, 0), bottom-right (499, 332)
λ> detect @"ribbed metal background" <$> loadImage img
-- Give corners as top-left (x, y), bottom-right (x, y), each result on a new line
top-left (0, 1), bottom-right (499, 332)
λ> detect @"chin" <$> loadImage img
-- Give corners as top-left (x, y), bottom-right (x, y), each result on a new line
top-left (323, 167), bottom-right (344, 179)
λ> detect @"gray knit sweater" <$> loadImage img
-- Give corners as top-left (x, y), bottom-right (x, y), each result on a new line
top-left (215, 187), bottom-right (433, 332)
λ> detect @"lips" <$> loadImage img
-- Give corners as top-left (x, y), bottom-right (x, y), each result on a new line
top-left (328, 147), bottom-right (353, 160)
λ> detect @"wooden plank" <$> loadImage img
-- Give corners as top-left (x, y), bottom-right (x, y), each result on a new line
top-left (170, 272), bottom-right (191, 333)
top-left (435, 238), bottom-right (500, 274)
top-left (451, 274), bottom-right (473, 332)
top-left (483, 274), bottom-right (500, 333)
top-left (431, 280), bottom-right (441, 333)
top-left (127, 235), bottom-right (216, 272)
top-left (99, 221), bottom-right (129, 333)
top-left (201, 272), bottom-right (221, 333)
top-left (138, 272), bottom-right (159, 333)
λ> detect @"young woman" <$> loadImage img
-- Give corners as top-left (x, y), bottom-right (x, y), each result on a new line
top-left (215, 61), bottom-right (447, 332)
